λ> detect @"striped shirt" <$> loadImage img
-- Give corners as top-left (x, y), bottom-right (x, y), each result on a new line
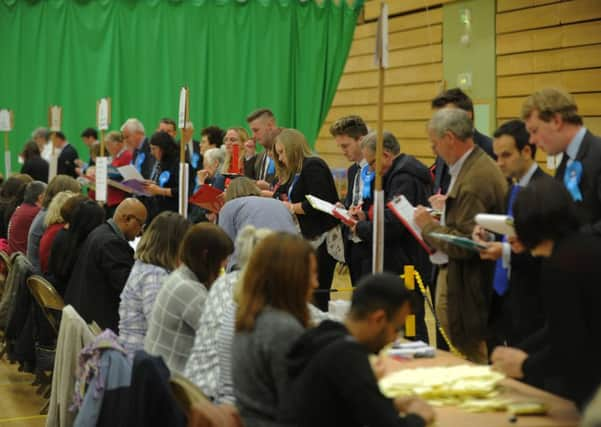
top-left (184, 271), bottom-right (239, 400)
top-left (118, 260), bottom-right (169, 352)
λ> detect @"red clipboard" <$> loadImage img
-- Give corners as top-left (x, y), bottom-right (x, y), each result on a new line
top-left (189, 185), bottom-right (224, 213)
top-left (387, 197), bottom-right (434, 255)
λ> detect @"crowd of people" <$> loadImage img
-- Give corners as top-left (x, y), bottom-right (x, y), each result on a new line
top-left (1, 86), bottom-right (600, 426)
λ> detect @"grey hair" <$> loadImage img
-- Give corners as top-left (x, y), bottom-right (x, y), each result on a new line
top-left (204, 147), bottom-right (225, 167)
top-left (31, 127), bottom-right (49, 140)
top-left (120, 118), bottom-right (145, 134)
top-left (23, 181), bottom-right (47, 204)
top-left (428, 108), bottom-right (474, 141)
top-left (361, 131), bottom-right (400, 155)
top-left (235, 225), bottom-right (274, 268)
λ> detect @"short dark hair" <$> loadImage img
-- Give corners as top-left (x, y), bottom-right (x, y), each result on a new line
top-left (493, 120), bottom-right (537, 158)
top-left (513, 179), bottom-right (581, 250)
top-left (329, 115), bottom-right (368, 139)
top-left (431, 88), bottom-right (474, 115)
top-left (160, 118), bottom-right (177, 131)
top-left (53, 131), bottom-right (66, 141)
top-left (179, 223), bottom-right (234, 286)
top-left (349, 273), bottom-right (414, 320)
top-left (201, 126), bottom-right (225, 148)
top-left (80, 128), bottom-right (98, 139)
top-left (149, 131), bottom-right (178, 163)
top-left (246, 108), bottom-right (275, 123)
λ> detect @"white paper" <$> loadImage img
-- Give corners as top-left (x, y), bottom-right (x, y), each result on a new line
top-left (49, 106), bottom-right (62, 131)
top-left (305, 194), bottom-right (353, 222)
top-left (475, 213), bottom-right (515, 237)
top-left (389, 195), bottom-right (423, 235)
top-left (95, 157), bottom-right (108, 202)
top-left (178, 163), bottom-right (189, 217)
top-left (374, 3), bottom-right (388, 68)
top-left (4, 150), bottom-right (11, 177)
top-left (117, 164), bottom-right (145, 182)
top-left (178, 87), bottom-right (188, 129)
top-left (97, 98), bottom-right (110, 131)
top-left (0, 110), bottom-right (12, 131)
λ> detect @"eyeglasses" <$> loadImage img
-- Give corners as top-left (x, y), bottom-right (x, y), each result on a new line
top-left (127, 214), bottom-right (146, 232)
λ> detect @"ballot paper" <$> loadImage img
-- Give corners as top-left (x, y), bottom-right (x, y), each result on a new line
top-left (475, 214), bottom-right (515, 237)
top-left (305, 194), bottom-right (357, 227)
top-left (116, 165), bottom-right (151, 196)
top-left (379, 365), bottom-right (505, 405)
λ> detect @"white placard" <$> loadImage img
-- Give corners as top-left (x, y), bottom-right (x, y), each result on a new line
top-left (374, 3), bottom-right (388, 68)
top-left (97, 98), bottom-right (110, 131)
top-left (179, 163), bottom-right (189, 217)
top-left (95, 156), bottom-right (108, 202)
top-left (0, 109), bottom-right (13, 132)
top-left (4, 150), bottom-right (11, 177)
top-left (178, 87), bottom-right (188, 129)
top-left (49, 106), bottom-right (62, 132)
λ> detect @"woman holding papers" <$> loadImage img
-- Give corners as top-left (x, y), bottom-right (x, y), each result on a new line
top-left (143, 131), bottom-right (179, 219)
top-left (274, 128), bottom-right (340, 311)
top-left (104, 131), bottom-right (133, 217)
top-left (491, 179), bottom-right (601, 408)
top-left (196, 147), bottom-right (226, 191)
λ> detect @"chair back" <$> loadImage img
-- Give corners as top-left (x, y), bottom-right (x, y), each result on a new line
top-left (26, 275), bottom-right (65, 334)
top-left (0, 250), bottom-right (11, 296)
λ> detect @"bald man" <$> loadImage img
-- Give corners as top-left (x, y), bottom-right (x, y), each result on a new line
top-left (64, 198), bottom-right (147, 331)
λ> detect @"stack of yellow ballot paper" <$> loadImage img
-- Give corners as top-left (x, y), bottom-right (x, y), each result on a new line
top-left (379, 365), bottom-right (507, 410)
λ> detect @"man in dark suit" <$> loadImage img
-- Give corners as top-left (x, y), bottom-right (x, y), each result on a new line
top-left (329, 115), bottom-right (370, 285)
top-left (121, 118), bottom-right (156, 180)
top-left (522, 88), bottom-right (601, 234)
top-left (246, 108), bottom-right (278, 188)
top-left (64, 198), bottom-right (147, 332)
top-left (52, 131), bottom-right (79, 178)
top-left (473, 120), bottom-right (552, 348)
top-left (431, 88), bottom-right (495, 195)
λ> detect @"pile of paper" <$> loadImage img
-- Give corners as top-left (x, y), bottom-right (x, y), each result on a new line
top-left (388, 340), bottom-right (435, 358)
top-left (379, 365), bottom-right (505, 408)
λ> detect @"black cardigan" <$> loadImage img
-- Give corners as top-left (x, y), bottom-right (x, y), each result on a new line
top-left (289, 157), bottom-right (339, 239)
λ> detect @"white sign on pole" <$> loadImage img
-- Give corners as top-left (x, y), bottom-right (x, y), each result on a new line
top-left (374, 3), bottom-right (389, 68)
top-left (97, 98), bottom-right (111, 131)
top-left (178, 87), bottom-right (188, 129)
top-left (0, 109), bottom-right (13, 132)
top-left (179, 163), bottom-right (189, 217)
top-left (95, 156), bottom-right (108, 202)
top-left (4, 151), bottom-right (11, 178)
top-left (49, 106), bottom-right (62, 131)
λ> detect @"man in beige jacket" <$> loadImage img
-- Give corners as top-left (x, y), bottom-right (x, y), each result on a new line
top-left (414, 108), bottom-right (507, 363)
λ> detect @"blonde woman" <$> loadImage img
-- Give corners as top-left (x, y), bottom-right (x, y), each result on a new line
top-left (38, 191), bottom-right (77, 274)
top-left (274, 128), bottom-right (340, 311)
top-left (118, 211), bottom-right (191, 352)
top-left (222, 127), bottom-right (249, 174)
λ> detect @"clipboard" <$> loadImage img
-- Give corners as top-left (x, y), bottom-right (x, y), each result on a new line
top-left (189, 185), bottom-right (224, 213)
top-left (428, 232), bottom-right (488, 252)
top-left (387, 195), bottom-right (434, 255)
top-left (305, 194), bottom-right (357, 227)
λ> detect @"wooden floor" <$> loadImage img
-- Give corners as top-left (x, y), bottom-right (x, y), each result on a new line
top-left (0, 358), bottom-right (47, 427)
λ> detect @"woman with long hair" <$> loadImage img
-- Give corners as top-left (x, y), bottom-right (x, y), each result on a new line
top-left (232, 232), bottom-right (318, 427)
top-left (118, 211), bottom-right (190, 352)
top-left (274, 128), bottom-right (341, 311)
top-left (20, 140), bottom-right (49, 182)
top-left (143, 131), bottom-right (180, 219)
top-left (50, 200), bottom-right (105, 295)
top-left (39, 191), bottom-right (78, 274)
top-left (144, 223), bottom-right (233, 373)
top-left (0, 174), bottom-right (33, 239)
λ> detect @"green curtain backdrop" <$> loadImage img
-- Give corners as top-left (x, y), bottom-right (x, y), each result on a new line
top-left (0, 0), bottom-right (362, 174)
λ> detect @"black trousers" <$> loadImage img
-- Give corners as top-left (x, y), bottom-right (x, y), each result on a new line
top-left (313, 241), bottom-right (337, 311)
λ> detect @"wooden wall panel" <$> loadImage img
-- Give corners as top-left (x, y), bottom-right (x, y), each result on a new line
top-left (496, 0), bottom-right (601, 171)
top-left (315, 3), bottom-right (445, 169)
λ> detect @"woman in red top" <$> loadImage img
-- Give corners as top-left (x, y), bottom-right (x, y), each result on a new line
top-left (105, 131), bottom-right (133, 216)
top-left (38, 191), bottom-right (78, 274)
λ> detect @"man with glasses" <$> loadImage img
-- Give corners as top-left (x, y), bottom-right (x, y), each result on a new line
top-left (65, 198), bottom-right (148, 332)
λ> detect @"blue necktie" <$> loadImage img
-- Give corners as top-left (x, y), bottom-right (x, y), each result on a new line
top-left (492, 184), bottom-right (521, 296)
